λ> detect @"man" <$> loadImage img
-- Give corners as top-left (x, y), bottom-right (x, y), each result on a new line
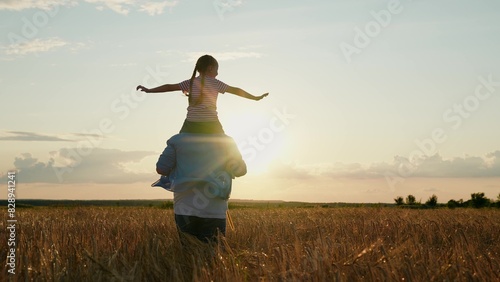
top-left (154, 133), bottom-right (247, 242)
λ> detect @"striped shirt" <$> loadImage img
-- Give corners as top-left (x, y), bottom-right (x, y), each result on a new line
top-left (179, 76), bottom-right (228, 122)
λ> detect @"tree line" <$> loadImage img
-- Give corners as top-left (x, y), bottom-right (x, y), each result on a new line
top-left (394, 192), bottom-right (500, 208)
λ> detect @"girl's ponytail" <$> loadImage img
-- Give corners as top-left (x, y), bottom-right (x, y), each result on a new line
top-left (187, 54), bottom-right (217, 106)
top-left (187, 67), bottom-right (197, 105)
top-left (199, 74), bottom-right (205, 105)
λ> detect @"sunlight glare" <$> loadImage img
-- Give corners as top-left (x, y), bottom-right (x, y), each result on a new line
top-left (223, 110), bottom-right (286, 174)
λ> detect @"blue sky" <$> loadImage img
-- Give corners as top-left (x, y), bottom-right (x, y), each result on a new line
top-left (1, 0), bottom-right (500, 203)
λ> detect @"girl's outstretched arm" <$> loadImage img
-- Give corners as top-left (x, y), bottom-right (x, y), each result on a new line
top-left (226, 86), bottom-right (269, 101)
top-left (136, 84), bottom-right (181, 93)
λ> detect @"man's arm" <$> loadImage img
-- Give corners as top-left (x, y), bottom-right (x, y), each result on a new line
top-left (226, 86), bottom-right (268, 101)
top-left (225, 138), bottom-right (247, 177)
top-left (156, 138), bottom-right (177, 176)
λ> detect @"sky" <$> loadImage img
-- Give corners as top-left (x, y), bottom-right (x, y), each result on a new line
top-left (1, 0), bottom-right (500, 203)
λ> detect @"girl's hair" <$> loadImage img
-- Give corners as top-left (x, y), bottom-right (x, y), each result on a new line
top-left (187, 55), bottom-right (218, 105)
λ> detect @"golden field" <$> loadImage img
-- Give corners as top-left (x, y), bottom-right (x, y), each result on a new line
top-left (1, 206), bottom-right (499, 281)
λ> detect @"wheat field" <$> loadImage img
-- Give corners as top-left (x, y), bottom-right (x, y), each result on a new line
top-left (1, 206), bottom-right (499, 281)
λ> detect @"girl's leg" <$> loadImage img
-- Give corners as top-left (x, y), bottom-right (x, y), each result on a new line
top-left (179, 120), bottom-right (225, 134)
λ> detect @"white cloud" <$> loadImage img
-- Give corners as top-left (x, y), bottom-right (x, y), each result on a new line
top-left (264, 151), bottom-right (500, 180)
top-left (84, 0), bottom-right (179, 15)
top-left (0, 0), bottom-right (179, 15)
top-left (68, 41), bottom-right (88, 53)
top-left (0, 131), bottom-right (113, 142)
top-left (0, 131), bottom-right (72, 141)
top-left (5, 37), bottom-right (68, 55)
top-left (4, 146), bottom-right (499, 185)
top-left (85, 0), bottom-right (133, 15)
top-left (0, 148), bottom-right (156, 183)
top-left (374, 152), bottom-right (500, 178)
top-left (2, 38), bottom-right (90, 57)
top-left (266, 162), bottom-right (314, 179)
top-left (0, 0), bottom-right (77, 11)
top-left (139, 1), bottom-right (178, 16)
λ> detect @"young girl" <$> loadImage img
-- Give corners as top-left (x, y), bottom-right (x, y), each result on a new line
top-left (136, 54), bottom-right (268, 134)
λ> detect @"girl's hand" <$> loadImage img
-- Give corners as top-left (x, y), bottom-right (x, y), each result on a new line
top-left (255, 93), bottom-right (269, 101)
top-left (136, 85), bottom-right (149, 92)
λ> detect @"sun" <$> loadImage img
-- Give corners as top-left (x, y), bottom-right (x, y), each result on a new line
top-left (222, 109), bottom-right (285, 174)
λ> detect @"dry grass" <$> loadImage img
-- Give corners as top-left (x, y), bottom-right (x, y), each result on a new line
top-left (1, 207), bottom-right (499, 281)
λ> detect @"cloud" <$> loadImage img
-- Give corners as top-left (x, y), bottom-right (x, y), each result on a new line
top-left (0, 131), bottom-right (72, 142)
top-left (0, 0), bottom-right (76, 11)
top-left (71, 132), bottom-right (105, 139)
top-left (265, 151), bottom-right (500, 180)
top-left (0, 0), bottom-right (179, 15)
top-left (5, 37), bottom-right (68, 55)
top-left (0, 148), bottom-right (156, 183)
top-left (4, 146), bottom-right (499, 186)
top-left (85, 0), bottom-right (133, 15)
top-left (0, 131), bottom-right (113, 142)
top-left (84, 0), bottom-right (179, 15)
top-left (382, 152), bottom-right (500, 178)
top-left (264, 161), bottom-right (392, 180)
top-left (266, 162), bottom-right (314, 179)
top-left (139, 0), bottom-right (178, 15)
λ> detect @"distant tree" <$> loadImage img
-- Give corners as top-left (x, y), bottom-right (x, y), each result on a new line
top-left (470, 192), bottom-right (490, 208)
top-left (447, 199), bottom-right (460, 209)
top-left (406, 194), bottom-right (416, 205)
top-left (394, 196), bottom-right (404, 205)
top-left (425, 194), bottom-right (438, 207)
